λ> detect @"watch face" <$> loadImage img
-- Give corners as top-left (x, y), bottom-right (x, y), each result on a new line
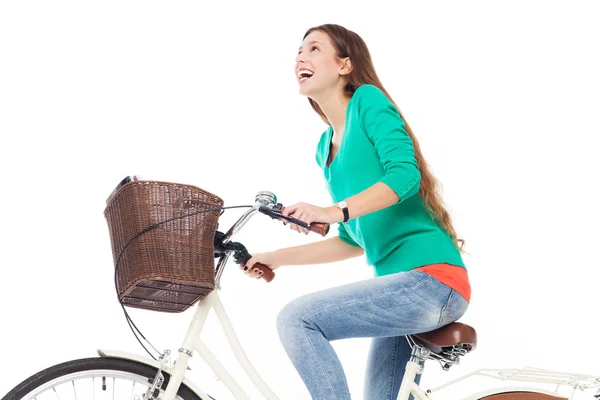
top-left (338, 200), bottom-right (347, 208)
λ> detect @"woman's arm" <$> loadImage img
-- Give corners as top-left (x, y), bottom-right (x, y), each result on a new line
top-left (282, 181), bottom-right (405, 230)
top-left (325, 181), bottom-right (401, 223)
top-left (275, 236), bottom-right (364, 266)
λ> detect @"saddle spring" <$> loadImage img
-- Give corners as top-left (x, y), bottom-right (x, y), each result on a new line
top-left (406, 335), bottom-right (471, 371)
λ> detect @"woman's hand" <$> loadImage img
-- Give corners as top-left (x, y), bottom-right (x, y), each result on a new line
top-left (281, 202), bottom-right (341, 234)
top-left (241, 251), bottom-right (281, 279)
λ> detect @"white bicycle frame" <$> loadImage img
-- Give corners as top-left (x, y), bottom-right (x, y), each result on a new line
top-left (99, 193), bottom-right (600, 400)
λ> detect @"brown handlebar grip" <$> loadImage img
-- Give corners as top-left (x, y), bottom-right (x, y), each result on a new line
top-left (309, 222), bottom-right (330, 236)
top-left (253, 263), bottom-right (275, 282)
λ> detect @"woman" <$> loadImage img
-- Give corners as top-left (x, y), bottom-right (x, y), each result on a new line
top-left (243, 24), bottom-right (471, 400)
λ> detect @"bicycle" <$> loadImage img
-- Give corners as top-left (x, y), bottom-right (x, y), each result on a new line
top-left (2, 178), bottom-right (600, 400)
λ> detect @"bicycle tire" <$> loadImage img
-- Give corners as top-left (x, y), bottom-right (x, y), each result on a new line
top-left (477, 391), bottom-right (568, 399)
top-left (1, 357), bottom-right (211, 400)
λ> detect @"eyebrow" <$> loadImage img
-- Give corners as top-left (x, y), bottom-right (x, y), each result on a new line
top-left (298, 40), bottom-right (322, 51)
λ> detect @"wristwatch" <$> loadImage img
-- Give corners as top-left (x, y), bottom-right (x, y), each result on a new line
top-left (336, 200), bottom-right (349, 224)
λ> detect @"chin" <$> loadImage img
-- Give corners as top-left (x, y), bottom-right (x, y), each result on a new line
top-left (298, 88), bottom-right (311, 98)
top-left (298, 83), bottom-right (317, 99)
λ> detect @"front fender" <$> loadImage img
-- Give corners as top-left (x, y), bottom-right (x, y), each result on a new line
top-left (97, 349), bottom-right (210, 400)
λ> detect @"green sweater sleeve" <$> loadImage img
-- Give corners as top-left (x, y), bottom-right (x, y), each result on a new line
top-left (357, 85), bottom-right (421, 203)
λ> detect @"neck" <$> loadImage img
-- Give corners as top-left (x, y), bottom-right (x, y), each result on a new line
top-left (311, 87), bottom-right (350, 139)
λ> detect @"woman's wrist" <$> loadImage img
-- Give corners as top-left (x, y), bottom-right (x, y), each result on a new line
top-left (326, 205), bottom-right (344, 223)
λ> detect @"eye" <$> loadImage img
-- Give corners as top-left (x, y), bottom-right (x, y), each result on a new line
top-left (297, 46), bottom-right (319, 55)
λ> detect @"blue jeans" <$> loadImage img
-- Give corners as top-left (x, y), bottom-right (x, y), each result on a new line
top-left (276, 270), bottom-right (469, 400)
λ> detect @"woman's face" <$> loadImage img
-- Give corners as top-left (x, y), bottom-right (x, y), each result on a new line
top-left (295, 30), bottom-right (347, 99)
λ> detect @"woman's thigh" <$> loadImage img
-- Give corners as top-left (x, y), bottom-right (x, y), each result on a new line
top-left (277, 270), bottom-right (462, 340)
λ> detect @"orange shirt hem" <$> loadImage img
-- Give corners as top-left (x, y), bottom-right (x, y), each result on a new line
top-left (415, 263), bottom-right (471, 303)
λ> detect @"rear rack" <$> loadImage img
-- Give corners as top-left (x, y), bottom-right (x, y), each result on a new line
top-left (428, 366), bottom-right (600, 397)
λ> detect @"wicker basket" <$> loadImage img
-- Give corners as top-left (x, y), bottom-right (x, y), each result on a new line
top-left (104, 180), bottom-right (224, 313)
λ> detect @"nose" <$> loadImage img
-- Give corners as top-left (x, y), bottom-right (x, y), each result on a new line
top-left (295, 51), bottom-right (307, 65)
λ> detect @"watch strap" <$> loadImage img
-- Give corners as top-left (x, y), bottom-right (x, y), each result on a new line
top-left (341, 206), bottom-right (349, 223)
top-left (337, 201), bottom-right (349, 223)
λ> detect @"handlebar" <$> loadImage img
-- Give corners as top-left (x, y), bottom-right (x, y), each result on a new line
top-left (213, 192), bottom-right (331, 285)
top-left (258, 204), bottom-right (330, 236)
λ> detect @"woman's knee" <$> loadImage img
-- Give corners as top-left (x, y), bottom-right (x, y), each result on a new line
top-left (276, 294), bottom-right (319, 340)
top-left (276, 298), bottom-right (304, 338)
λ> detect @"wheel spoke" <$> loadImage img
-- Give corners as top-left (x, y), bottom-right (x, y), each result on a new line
top-left (72, 380), bottom-right (78, 400)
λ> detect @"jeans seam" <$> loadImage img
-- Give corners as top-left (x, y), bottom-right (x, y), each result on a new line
top-left (301, 318), bottom-right (340, 399)
top-left (438, 289), bottom-right (455, 325)
top-left (388, 336), bottom-right (401, 400)
top-left (300, 273), bottom-right (432, 322)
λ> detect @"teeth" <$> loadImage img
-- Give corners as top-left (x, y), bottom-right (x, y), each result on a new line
top-left (297, 69), bottom-right (314, 78)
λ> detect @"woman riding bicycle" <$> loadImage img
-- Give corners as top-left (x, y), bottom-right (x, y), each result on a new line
top-left (243, 23), bottom-right (471, 400)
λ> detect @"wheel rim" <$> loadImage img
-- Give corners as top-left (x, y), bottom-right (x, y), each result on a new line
top-left (20, 370), bottom-right (186, 400)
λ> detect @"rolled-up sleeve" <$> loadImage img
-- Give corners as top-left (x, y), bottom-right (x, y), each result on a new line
top-left (358, 86), bottom-right (421, 203)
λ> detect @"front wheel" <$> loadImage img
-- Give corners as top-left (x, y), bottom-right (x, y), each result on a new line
top-left (2, 357), bottom-right (208, 400)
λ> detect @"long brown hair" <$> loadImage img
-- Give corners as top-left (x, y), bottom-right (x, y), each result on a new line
top-left (304, 24), bottom-right (465, 252)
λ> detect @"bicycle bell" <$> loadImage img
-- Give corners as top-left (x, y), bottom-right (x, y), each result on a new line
top-left (255, 191), bottom-right (277, 207)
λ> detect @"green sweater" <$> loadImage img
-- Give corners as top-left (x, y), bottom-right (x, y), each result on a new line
top-left (315, 84), bottom-right (465, 277)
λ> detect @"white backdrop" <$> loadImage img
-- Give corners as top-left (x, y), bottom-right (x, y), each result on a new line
top-left (1, 1), bottom-right (599, 399)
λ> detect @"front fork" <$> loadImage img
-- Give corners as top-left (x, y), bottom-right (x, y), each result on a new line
top-left (144, 351), bottom-right (170, 400)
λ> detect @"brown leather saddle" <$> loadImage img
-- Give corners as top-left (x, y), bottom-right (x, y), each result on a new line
top-left (409, 322), bottom-right (477, 368)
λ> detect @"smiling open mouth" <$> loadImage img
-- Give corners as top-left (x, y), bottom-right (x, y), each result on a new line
top-left (298, 69), bottom-right (314, 83)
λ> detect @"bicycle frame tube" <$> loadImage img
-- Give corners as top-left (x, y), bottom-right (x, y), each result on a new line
top-left (161, 290), bottom-right (279, 400)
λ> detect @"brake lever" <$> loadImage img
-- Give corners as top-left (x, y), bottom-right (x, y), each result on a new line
top-left (258, 203), bottom-right (330, 236)
top-left (260, 203), bottom-right (310, 228)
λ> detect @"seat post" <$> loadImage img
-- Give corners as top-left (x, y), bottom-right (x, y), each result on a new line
top-left (397, 341), bottom-right (431, 400)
